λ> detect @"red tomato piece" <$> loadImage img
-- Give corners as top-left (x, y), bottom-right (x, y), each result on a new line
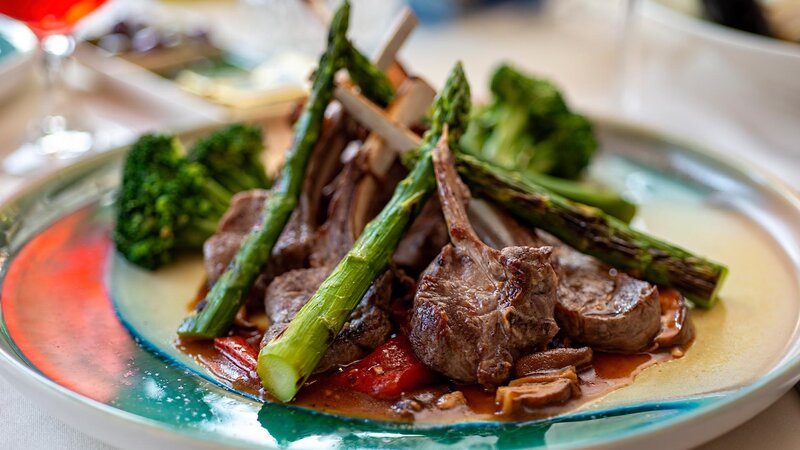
top-left (214, 336), bottom-right (258, 373)
top-left (329, 335), bottom-right (437, 399)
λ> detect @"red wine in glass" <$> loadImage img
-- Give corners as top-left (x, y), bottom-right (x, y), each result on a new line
top-left (0, 0), bottom-right (108, 36)
top-left (0, 0), bottom-right (109, 171)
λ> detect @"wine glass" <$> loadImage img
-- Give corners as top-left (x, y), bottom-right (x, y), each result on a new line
top-left (0, 0), bottom-right (110, 173)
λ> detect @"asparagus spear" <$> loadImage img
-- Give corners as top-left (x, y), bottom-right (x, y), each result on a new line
top-left (523, 171), bottom-right (637, 223)
top-left (343, 42), bottom-right (395, 108)
top-left (177, 1), bottom-right (351, 340)
top-left (457, 152), bottom-right (728, 308)
top-left (258, 62), bottom-right (471, 402)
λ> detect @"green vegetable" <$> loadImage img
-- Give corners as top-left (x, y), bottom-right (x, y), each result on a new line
top-left (187, 123), bottom-right (272, 193)
top-left (114, 134), bottom-right (233, 270)
top-left (456, 152), bottom-right (728, 308)
top-left (523, 171), bottom-right (636, 223)
top-left (257, 62), bottom-right (471, 402)
top-left (458, 64), bottom-right (637, 221)
top-left (461, 63), bottom-right (597, 180)
top-left (176, 0), bottom-right (351, 340)
top-left (343, 41), bottom-right (395, 107)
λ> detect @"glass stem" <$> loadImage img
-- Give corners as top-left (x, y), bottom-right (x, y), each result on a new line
top-left (38, 34), bottom-right (76, 136)
top-left (615, 0), bottom-right (641, 116)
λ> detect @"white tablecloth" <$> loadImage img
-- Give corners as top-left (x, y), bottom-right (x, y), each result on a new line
top-left (1, 1), bottom-right (798, 448)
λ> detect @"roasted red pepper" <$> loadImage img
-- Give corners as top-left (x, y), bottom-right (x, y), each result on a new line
top-left (329, 335), bottom-right (437, 398)
top-left (214, 336), bottom-right (258, 373)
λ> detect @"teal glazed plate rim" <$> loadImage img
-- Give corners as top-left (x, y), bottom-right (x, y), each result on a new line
top-left (0, 117), bottom-right (799, 450)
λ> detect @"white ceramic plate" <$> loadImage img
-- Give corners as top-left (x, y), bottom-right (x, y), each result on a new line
top-left (0, 118), bottom-right (799, 449)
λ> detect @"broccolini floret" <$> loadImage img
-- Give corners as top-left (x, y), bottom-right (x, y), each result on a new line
top-left (461, 63), bottom-right (597, 180)
top-left (187, 124), bottom-right (271, 193)
top-left (114, 134), bottom-right (234, 270)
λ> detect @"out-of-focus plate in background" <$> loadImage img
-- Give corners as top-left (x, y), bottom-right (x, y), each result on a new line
top-left (644, 0), bottom-right (800, 98)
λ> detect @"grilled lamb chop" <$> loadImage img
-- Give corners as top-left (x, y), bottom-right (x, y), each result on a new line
top-left (467, 198), bottom-right (669, 354)
top-left (409, 136), bottom-right (560, 389)
top-left (260, 158), bottom-right (393, 372)
top-left (202, 106), bottom-right (348, 300)
top-left (271, 120), bottom-right (349, 271)
top-left (202, 190), bottom-right (274, 305)
top-left (203, 189), bottom-right (269, 285)
top-left (546, 238), bottom-right (662, 353)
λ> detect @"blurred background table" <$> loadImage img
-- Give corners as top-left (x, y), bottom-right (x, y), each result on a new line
top-left (0, 0), bottom-right (798, 448)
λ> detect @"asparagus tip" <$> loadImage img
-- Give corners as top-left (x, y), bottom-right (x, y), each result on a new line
top-left (616, 200), bottom-right (638, 224)
top-left (690, 264), bottom-right (729, 309)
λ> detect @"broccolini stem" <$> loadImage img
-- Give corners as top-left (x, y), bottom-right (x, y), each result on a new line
top-left (177, 1), bottom-right (351, 340)
top-left (222, 172), bottom-right (269, 195)
top-left (203, 179), bottom-right (234, 212)
top-left (175, 220), bottom-right (219, 249)
top-left (257, 62), bottom-right (471, 402)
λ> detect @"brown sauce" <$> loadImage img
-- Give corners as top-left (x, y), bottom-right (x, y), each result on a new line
top-left (177, 340), bottom-right (688, 424)
top-left (187, 282), bottom-right (209, 312)
top-left (655, 288), bottom-right (693, 350)
top-left (177, 339), bottom-right (263, 394)
top-left (178, 286), bottom-right (692, 423)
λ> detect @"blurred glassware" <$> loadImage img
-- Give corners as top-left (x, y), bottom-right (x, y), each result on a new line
top-left (406, 0), bottom-right (543, 24)
top-left (616, 0), bottom-right (643, 116)
top-left (0, 0), bottom-right (111, 173)
top-left (0, 16), bottom-right (37, 104)
top-left (650, 0), bottom-right (800, 52)
top-left (701, 0), bottom-right (773, 38)
top-left (644, 0), bottom-right (800, 105)
top-left (677, 0), bottom-right (800, 43)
